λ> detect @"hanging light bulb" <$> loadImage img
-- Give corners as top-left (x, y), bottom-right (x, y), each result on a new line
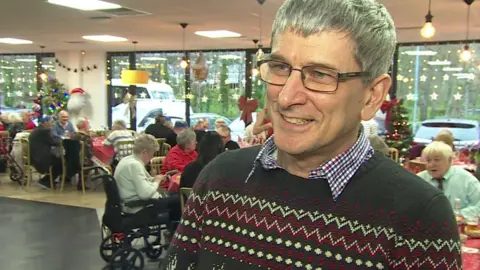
top-left (39, 72), bottom-right (48, 81)
top-left (256, 44), bottom-right (265, 61)
top-left (420, 1), bottom-right (435, 39)
top-left (180, 56), bottom-right (188, 69)
top-left (460, 44), bottom-right (472, 61)
top-left (420, 21), bottom-right (435, 39)
top-left (251, 68), bottom-right (259, 77)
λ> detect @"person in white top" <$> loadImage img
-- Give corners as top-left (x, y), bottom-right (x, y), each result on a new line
top-left (115, 134), bottom-right (166, 212)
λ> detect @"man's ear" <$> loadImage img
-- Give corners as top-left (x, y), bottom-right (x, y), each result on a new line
top-left (360, 74), bottom-right (392, 121)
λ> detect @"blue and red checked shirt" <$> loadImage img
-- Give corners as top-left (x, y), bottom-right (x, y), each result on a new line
top-left (248, 128), bottom-right (374, 200)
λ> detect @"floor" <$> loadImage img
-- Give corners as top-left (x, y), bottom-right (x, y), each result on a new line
top-left (0, 173), bottom-right (163, 269)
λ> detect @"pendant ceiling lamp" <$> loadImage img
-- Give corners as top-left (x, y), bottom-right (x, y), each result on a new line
top-left (459, 0), bottom-right (474, 62)
top-left (256, 0), bottom-right (266, 61)
top-left (420, 0), bottom-right (435, 39)
top-left (121, 41), bottom-right (149, 84)
top-left (179, 23), bottom-right (189, 69)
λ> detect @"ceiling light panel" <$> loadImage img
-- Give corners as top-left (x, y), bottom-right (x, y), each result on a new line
top-left (47, 0), bottom-right (121, 11)
top-left (82, 35), bottom-right (127, 42)
top-left (0, 38), bottom-right (33, 44)
top-left (194, 30), bottom-right (241, 38)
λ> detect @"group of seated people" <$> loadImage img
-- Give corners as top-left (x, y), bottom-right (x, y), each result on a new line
top-left (14, 110), bottom-right (94, 190)
top-left (112, 114), bottom-right (244, 238)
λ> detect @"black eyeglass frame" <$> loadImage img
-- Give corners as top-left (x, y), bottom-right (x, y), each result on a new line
top-left (257, 59), bottom-right (371, 92)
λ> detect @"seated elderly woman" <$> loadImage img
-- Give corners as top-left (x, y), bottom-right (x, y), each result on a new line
top-left (105, 119), bottom-right (135, 170)
top-left (115, 134), bottom-right (181, 231)
top-left (417, 141), bottom-right (480, 220)
top-left (71, 117), bottom-right (93, 165)
top-left (20, 111), bottom-right (36, 130)
top-left (160, 129), bottom-right (198, 189)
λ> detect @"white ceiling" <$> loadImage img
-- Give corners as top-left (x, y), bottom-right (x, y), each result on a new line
top-left (0, 0), bottom-right (479, 53)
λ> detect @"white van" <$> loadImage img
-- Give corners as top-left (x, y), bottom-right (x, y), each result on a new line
top-left (111, 79), bottom-right (176, 101)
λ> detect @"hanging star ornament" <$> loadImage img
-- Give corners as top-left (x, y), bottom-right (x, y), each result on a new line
top-left (201, 96), bottom-right (208, 103)
top-left (430, 92), bottom-right (438, 100)
top-left (420, 75), bottom-right (427, 82)
top-left (443, 74), bottom-right (449, 81)
top-left (406, 93), bottom-right (415, 100)
top-left (453, 92), bottom-right (462, 100)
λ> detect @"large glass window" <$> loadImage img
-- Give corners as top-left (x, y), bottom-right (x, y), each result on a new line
top-left (396, 43), bottom-right (480, 134)
top-left (108, 55), bottom-right (132, 128)
top-left (0, 55), bottom-right (38, 112)
top-left (135, 52), bottom-right (186, 132)
top-left (188, 51), bottom-right (246, 130)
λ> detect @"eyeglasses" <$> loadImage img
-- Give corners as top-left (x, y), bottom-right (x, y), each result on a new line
top-left (257, 59), bottom-right (370, 92)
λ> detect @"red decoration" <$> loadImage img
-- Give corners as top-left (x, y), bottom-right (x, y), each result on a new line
top-left (381, 98), bottom-right (398, 129)
top-left (70, 88), bottom-right (85, 95)
top-left (238, 96), bottom-right (258, 125)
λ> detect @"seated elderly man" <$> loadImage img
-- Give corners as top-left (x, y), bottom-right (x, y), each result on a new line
top-left (417, 141), bottom-right (480, 220)
top-left (160, 129), bottom-right (197, 187)
top-left (216, 125), bottom-right (240, 151)
top-left (52, 110), bottom-right (75, 138)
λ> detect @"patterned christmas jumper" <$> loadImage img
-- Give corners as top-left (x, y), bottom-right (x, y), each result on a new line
top-left (161, 134), bottom-right (462, 270)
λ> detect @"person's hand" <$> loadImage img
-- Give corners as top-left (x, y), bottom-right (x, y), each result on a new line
top-left (154, 174), bottom-right (167, 185)
top-left (257, 108), bottom-right (268, 123)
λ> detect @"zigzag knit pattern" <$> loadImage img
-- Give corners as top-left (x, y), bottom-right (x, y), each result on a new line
top-left (161, 150), bottom-right (463, 270)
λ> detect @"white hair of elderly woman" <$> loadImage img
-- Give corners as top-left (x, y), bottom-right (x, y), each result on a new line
top-left (133, 134), bottom-right (159, 155)
top-left (176, 128), bottom-right (196, 148)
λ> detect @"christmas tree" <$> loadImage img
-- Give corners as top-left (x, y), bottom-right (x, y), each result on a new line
top-left (39, 77), bottom-right (70, 115)
top-left (384, 98), bottom-right (413, 159)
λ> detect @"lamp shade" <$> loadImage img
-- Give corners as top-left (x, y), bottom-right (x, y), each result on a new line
top-left (121, 70), bottom-right (149, 84)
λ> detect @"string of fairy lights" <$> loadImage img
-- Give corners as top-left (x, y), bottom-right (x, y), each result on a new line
top-left (396, 45), bottom-right (479, 102)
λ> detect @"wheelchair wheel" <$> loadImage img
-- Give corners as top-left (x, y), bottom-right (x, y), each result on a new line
top-left (101, 223), bottom-right (110, 240)
top-left (109, 247), bottom-right (144, 270)
top-left (9, 170), bottom-right (22, 183)
top-left (142, 234), bottom-right (162, 259)
top-left (100, 235), bottom-right (121, 262)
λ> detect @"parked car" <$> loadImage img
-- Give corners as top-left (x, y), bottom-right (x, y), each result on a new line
top-left (135, 102), bottom-right (193, 133)
top-left (413, 118), bottom-right (480, 149)
top-left (190, 113), bottom-right (231, 131)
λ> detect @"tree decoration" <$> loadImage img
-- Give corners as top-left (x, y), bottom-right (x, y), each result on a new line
top-left (380, 97), bottom-right (398, 129)
top-left (384, 99), bottom-right (413, 159)
top-left (39, 77), bottom-right (69, 115)
top-left (238, 96), bottom-right (258, 126)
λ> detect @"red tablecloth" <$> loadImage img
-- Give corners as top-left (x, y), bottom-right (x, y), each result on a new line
top-left (92, 137), bottom-right (115, 164)
top-left (464, 238), bottom-right (480, 270)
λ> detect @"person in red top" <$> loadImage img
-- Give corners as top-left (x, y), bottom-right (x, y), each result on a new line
top-left (160, 128), bottom-right (198, 189)
top-left (21, 111), bottom-right (36, 130)
top-left (252, 107), bottom-right (274, 139)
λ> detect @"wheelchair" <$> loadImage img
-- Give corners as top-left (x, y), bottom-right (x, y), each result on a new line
top-left (96, 172), bottom-right (171, 270)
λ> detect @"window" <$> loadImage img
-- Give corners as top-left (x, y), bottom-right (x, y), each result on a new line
top-left (189, 51), bottom-right (246, 122)
top-left (0, 54), bottom-right (38, 112)
top-left (108, 55), bottom-right (132, 128)
top-left (396, 43), bottom-right (480, 132)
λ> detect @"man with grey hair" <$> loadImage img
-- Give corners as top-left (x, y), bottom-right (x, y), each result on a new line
top-left (162, 0), bottom-right (461, 269)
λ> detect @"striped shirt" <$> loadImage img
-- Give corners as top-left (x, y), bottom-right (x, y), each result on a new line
top-left (249, 129), bottom-right (374, 200)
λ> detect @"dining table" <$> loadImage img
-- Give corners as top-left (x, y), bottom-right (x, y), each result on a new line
top-left (463, 238), bottom-right (480, 270)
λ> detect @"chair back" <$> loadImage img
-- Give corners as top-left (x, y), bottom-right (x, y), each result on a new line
top-left (126, 129), bottom-right (136, 137)
top-left (20, 137), bottom-right (30, 166)
top-left (100, 173), bottom-right (124, 231)
top-left (115, 139), bottom-right (135, 160)
top-left (387, 148), bottom-right (399, 163)
top-left (150, 156), bottom-right (165, 176)
top-left (179, 187), bottom-right (193, 212)
top-left (62, 139), bottom-right (81, 173)
top-left (154, 138), bottom-right (169, 157)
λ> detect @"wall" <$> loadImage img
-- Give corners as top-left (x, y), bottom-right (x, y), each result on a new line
top-left (54, 50), bottom-right (107, 129)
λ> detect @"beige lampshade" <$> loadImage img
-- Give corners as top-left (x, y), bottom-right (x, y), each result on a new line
top-left (121, 70), bottom-right (149, 84)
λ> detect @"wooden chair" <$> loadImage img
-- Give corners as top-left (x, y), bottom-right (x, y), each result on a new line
top-left (387, 148), bottom-right (399, 163)
top-left (126, 129), bottom-right (137, 137)
top-left (21, 137), bottom-right (54, 190)
top-left (179, 187), bottom-right (193, 212)
top-left (115, 139), bottom-right (135, 160)
top-left (150, 156), bottom-right (165, 176)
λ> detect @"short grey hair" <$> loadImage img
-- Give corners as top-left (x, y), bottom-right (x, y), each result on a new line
top-left (113, 119), bottom-right (127, 129)
top-left (177, 128), bottom-right (196, 148)
top-left (76, 117), bottom-right (88, 128)
top-left (271, 0), bottom-right (396, 84)
top-left (133, 134), bottom-right (159, 154)
top-left (8, 113), bottom-right (22, 123)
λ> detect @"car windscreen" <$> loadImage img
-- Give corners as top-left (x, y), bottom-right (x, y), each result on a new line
top-left (415, 122), bottom-right (478, 141)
